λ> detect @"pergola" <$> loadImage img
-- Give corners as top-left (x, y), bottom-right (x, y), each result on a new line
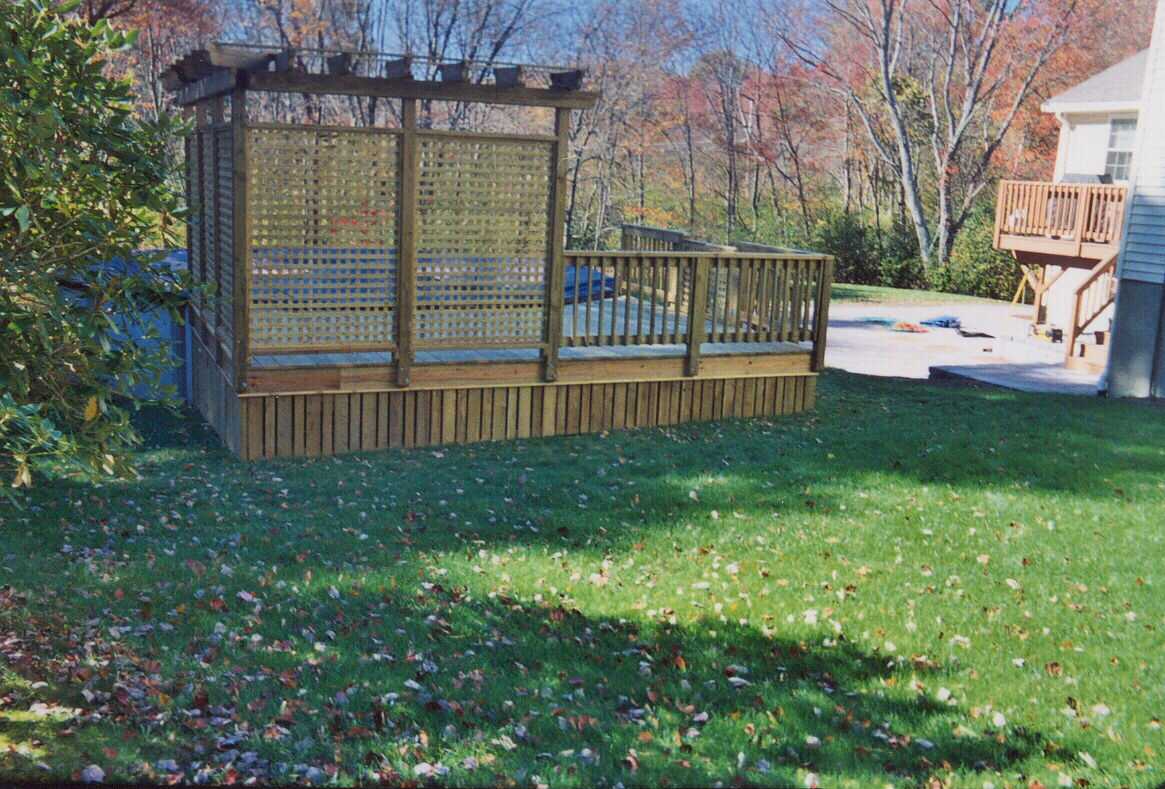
top-left (168, 44), bottom-right (833, 459)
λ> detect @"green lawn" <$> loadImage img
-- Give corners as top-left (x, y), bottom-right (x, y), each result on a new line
top-left (833, 283), bottom-right (1007, 305)
top-left (1, 372), bottom-right (1162, 787)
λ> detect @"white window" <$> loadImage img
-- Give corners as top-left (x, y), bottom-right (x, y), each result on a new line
top-left (1105, 118), bottom-right (1137, 181)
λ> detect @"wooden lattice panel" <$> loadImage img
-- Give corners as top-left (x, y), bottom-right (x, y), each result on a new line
top-left (246, 126), bottom-right (401, 351)
top-left (214, 126), bottom-right (234, 348)
top-left (199, 129), bottom-right (217, 319)
top-left (185, 135), bottom-right (202, 312)
top-left (415, 133), bottom-right (552, 347)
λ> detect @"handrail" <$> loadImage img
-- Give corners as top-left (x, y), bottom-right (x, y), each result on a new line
top-left (994, 180), bottom-right (1128, 252)
top-left (1067, 252), bottom-right (1119, 358)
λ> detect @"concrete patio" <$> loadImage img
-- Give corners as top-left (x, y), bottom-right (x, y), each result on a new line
top-left (824, 299), bottom-right (1104, 395)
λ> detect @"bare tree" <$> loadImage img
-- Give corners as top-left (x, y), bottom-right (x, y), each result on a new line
top-left (779, 0), bottom-right (1077, 265)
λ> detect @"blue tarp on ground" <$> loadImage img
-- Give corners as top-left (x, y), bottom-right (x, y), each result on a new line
top-left (921, 315), bottom-right (961, 329)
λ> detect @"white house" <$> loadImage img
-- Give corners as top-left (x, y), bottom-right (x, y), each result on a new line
top-left (1045, 51), bottom-right (1146, 185)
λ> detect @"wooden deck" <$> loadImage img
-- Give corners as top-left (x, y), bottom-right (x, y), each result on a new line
top-left (179, 73), bottom-right (833, 459)
top-left (993, 180), bottom-right (1127, 267)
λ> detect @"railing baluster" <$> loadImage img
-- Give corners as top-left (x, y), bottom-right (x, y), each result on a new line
top-left (569, 255), bottom-right (579, 346)
top-left (792, 259), bottom-right (804, 341)
top-left (622, 256), bottom-right (632, 346)
top-left (733, 260), bottom-right (746, 343)
top-left (610, 256), bottom-right (620, 346)
top-left (636, 255), bottom-right (646, 344)
top-left (753, 261), bottom-right (767, 342)
top-left (663, 256), bottom-right (673, 343)
top-left (804, 259), bottom-right (815, 340)
top-left (722, 259), bottom-right (732, 343)
top-left (653, 256), bottom-right (661, 343)
top-left (708, 257), bottom-right (719, 343)
top-left (761, 260), bottom-right (774, 342)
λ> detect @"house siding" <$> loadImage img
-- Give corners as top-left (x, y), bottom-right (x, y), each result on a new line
top-left (1056, 113), bottom-right (1130, 179)
top-left (1117, 0), bottom-right (1165, 284)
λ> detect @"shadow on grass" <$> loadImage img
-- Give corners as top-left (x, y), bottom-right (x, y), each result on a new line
top-left (0, 577), bottom-right (1045, 785)
top-left (3, 371), bottom-right (1152, 781)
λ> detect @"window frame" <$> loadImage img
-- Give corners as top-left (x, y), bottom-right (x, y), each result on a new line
top-left (1104, 116), bottom-right (1138, 182)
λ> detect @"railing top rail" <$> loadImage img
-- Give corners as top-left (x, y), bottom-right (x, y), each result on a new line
top-left (620, 223), bottom-right (689, 242)
top-left (567, 249), bottom-right (834, 262)
top-left (998, 179), bottom-right (1127, 193)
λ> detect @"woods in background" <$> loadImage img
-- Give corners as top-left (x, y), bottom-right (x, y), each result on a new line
top-left (89, 0), bottom-right (1155, 291)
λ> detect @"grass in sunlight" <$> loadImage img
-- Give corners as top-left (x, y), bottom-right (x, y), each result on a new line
top-left (832, 283), bottom-right (1004, 305)
top-left (0, 371), bottom-right (1161, 787)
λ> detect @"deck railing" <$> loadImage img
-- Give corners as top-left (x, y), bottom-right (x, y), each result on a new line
top-left (1068, 252), bottom-right (1119, 356)
top-left (994, 180), bottom-right (1127, 252)
top-left (562, 252), bottom-right (829, 355)
top-left (241, 249), bottom-right (833, 376)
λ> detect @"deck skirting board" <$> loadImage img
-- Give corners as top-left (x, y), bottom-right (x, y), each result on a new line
top-left (225, 374), bottom-right (816, 460)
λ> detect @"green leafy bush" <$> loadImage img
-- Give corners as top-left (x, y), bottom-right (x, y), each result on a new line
top-left (929, 206), bottom-right (1022, 299)
top-left (812, 211), bottom-right (880, 285)
top-left (878, 256), bottom-right (928, 290)
top-left (1, 0), bottom-right (187, 489)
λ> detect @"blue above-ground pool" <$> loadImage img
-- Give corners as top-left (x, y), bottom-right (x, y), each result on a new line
top-left (564, 264), bottom-right (617, 304)
top-left (80, 250), bottom-right (191, 401)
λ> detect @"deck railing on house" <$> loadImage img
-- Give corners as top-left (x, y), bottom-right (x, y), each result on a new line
top-left (1068, 252), bottom-right (1119, 356)
top-left (993, 180), bottom-right (1128, 253)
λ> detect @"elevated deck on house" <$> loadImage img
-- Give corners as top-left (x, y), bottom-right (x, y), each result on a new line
top-left (992, 180), bottom-right (1125, 371)
top-left (993, 180), bottom-right (1127, 267)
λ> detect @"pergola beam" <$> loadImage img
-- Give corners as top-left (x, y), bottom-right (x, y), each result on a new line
top-left (176, 68), bottom-right (238, 107)
top-left (172, 69), bottom-right (598, 110)
top-left (243, 70), bottom-right (599, 110)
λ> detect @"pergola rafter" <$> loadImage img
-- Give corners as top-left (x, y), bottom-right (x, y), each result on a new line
top-left (165, 43), bottom-right (597, 110)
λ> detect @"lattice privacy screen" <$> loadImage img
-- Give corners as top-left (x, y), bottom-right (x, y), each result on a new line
top-left (415, 134), bottom-right (553, 347)
top-left (214, 127), bottom-right (235, 336)
top-left (246, 126), bottom-right (401, 351)
top-left (186, 126), bottom-right (235, 361)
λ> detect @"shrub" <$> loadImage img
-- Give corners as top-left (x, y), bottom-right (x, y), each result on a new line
top-left (812, 211), bottom-right (880, 285)
top-left (929, 206), bottom-right (1021, 300)
top-left (1, 0), bottom-right (187, 489)
top-left (879, 256), bottom-right (928, 290)
top-left (877, 219), bottom-right (921, 265)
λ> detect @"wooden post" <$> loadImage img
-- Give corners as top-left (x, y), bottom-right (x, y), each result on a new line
top-left (1031, 263), bottom-right (1047, 325)
top-left (231, 80), bottom-right (250, 392)
top-left (685, 256), bottom-right (709, 376)
top-left (811, 257), bottom-right (834, 372)
top-left (1072, 185), bottom-right (1089, 257)
top-left (396, 98), bottom-right (419, 387)
top-left (542, 107), bottom-right (570, 382)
